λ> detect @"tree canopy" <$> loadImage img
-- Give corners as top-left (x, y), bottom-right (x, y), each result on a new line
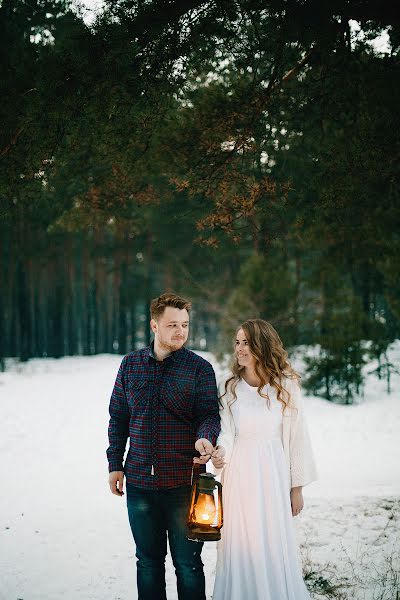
top-left (1, 0), bottom-right (399, 401)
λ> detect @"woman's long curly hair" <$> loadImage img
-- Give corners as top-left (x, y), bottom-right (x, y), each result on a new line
top-left (223, 318), bottom-right (299, 412)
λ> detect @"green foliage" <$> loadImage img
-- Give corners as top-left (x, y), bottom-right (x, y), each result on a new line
top-left (0, 0), bottom-right (399, 403)
top-left (304, 344), bottom-right (365, 405)
top-left (217, 250), bottom-right (295, 351)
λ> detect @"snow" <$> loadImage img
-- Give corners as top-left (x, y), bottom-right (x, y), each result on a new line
top-left (0, 343), bottom-right (399, 600)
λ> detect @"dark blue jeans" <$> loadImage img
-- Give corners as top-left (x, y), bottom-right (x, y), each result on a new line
top-left (126, 484), bottom-right (205, 600)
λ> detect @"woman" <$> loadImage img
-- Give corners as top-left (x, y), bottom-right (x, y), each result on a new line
top-left (211, 319), bottom-right (317, 600)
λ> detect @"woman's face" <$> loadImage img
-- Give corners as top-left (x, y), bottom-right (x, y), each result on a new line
top-left (235, 328), bottom-right (256, 370)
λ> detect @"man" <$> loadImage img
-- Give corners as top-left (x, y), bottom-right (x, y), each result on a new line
top-left (107, 292), bottom-right (220, 600)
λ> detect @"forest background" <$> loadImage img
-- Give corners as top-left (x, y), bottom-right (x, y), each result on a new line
top-left (1, 0), bottom-right (399, 404)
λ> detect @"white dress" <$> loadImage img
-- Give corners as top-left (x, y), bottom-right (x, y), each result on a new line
top-left (213, 379), bottom-right (310, 600)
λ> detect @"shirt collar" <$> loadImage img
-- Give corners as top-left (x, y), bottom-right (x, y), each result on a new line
top-left (146, 341), bottom-right (185, 363)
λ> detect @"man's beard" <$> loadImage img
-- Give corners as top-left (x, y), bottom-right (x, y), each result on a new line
top-left (159, 338), bottom-right (186, 352)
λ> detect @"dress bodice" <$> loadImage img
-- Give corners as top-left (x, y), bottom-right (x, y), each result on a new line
top-left (231, 379), bottom-right (283, 441)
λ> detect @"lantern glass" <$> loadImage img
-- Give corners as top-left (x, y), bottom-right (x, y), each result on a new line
top-left (193, 492), bottom-right (217, 525)
top-left (187, 472), bottom-right (223, 542)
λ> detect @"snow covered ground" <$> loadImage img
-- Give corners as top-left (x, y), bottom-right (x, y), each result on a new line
top-left (0, 343), bottom-right (399, 600)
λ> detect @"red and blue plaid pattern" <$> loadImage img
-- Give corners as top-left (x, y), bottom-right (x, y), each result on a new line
top-left (107, 345), bottom-right (220, 489)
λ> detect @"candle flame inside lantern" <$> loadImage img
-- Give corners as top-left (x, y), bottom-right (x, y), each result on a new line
top-left (193, 493), bottom-right (217, 525)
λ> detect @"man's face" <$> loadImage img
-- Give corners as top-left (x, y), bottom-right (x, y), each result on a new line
top-left (150, 306), bottom-right (189, 352)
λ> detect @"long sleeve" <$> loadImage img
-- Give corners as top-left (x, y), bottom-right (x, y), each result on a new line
top-left (106, 356), bottom-right (130, 473)
top-left (194, 361), bottom-right (221, 446)
top-left (286, 378), bottom-right (318, 488)
top-left (215, 377), bottom-right (236, 470)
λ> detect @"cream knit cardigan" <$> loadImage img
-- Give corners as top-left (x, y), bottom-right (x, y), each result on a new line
top-left (215, 375), bottom-right (318, 488)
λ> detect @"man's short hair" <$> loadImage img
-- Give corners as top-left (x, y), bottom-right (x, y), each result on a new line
top-left (150, 293), bottom-right (192, 320)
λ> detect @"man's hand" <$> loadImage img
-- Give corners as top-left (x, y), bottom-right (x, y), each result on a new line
top-left (290, 486), bottom-right (304, 516)
top-left (210, 446), bottom-right (226, 469)
top-left (109, 471), bottom-right (125, 496)
top-left (193, 438), bottom-right (214, 464)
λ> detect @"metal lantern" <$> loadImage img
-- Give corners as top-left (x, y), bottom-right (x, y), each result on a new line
top-left (187, 472), bottom-right (223, 542)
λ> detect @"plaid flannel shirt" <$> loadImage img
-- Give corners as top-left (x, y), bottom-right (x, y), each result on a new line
top-left (107, 344), bottom-right (220, 489)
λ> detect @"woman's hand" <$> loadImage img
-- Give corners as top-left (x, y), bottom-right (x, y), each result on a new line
top-left (211, 446), bottom-right (226, 469)
top-left (290, 486), bottom-right (304, 517)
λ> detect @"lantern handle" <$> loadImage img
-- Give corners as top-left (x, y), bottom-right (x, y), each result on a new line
top-left (190, 463), bottom-right (201, 486)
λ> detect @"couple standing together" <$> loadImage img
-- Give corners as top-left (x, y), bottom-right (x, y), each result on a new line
top-left (107, 293), bottom-right (317, 600)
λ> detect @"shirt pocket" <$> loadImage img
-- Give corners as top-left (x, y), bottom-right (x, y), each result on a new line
top-left (126, 377), bottom-right (148, 410)
top-left (161, 379), bottom-right (194, 424)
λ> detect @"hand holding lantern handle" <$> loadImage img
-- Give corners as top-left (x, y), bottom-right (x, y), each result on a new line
top-left (193, 438), bottom-right (215, 464)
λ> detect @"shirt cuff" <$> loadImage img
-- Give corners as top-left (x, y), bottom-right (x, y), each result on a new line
top-left (197, 431), bottom-right (218, 447)
top-left (108, 461), bottom-right (124, 473)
